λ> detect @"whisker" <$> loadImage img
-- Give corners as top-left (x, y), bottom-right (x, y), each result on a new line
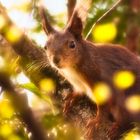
top-left (25, 58), bottom-right (50, 73)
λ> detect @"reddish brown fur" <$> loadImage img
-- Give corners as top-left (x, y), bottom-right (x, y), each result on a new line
top-left (40, 8), bottom-right (140, 139)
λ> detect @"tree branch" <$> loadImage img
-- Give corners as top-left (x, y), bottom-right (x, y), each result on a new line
top-left (0, 3), bottom-right (63, 86)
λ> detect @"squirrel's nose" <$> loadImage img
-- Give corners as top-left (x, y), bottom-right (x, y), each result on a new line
top-left (53, 56), bottom-right (60, 65)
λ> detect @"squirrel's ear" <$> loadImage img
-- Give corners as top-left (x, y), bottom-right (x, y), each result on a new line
top-left (39, 7), bottom-right (56, 35)
top-left (67, 12), bottom-right (83, 39)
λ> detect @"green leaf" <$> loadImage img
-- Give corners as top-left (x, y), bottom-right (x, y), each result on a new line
top-left (20, 83), bottom-right (56, 113)
top-left (20, 82), bottom-right (42, 98)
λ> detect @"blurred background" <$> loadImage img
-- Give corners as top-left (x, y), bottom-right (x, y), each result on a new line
top-left (0, 0), bottom-right (140, 140)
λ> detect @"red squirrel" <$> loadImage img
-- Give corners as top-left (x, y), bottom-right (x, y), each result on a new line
top-left (40, 6), bottom-right (140, 139)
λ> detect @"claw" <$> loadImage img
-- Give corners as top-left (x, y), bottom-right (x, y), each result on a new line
top-left (85, 117), bottom-right (100, 138)
top-left (85, 105), bottom-right (101, 138)
top-left (107, 122), bottom-right (119, 138)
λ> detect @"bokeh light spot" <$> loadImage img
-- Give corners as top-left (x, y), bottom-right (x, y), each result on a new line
top-left (39, 78), bottom-right (55, 93)
top-left (92, 82), bottom-right (111, 105)
top-left (93, 22), bottom-right (117, 43)
top-left (123, 130), bottom-right (140, 140)
top-left (0, 14), bottom-right (6, 30)
top-left (113, 71), bottom-right (135, 90)
top-left (7, 134), bottom-right (21, 140)
top-left (0, 56), bottom-right (5, 68)
top-left (0, 99), bottom-right (14, 119)
top-left (0, 124), bottom-right (13, 137)
top-left (14, 2), bottom-right (30, 12)
top-left (16, 72), bottom-right (30, 84)
top-left (125, 95), bottom-right (140, 113)
top-left (6, 25), bottom-right (22, 43)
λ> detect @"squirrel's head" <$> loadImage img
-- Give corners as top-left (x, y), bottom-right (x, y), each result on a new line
top-left (40, 8), bottom-right (83, 69)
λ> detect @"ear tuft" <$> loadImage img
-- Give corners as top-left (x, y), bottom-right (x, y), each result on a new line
top-left (67, 12), bottom-right (83, 39)
top-left (39, 7), bottom-right (56, 35)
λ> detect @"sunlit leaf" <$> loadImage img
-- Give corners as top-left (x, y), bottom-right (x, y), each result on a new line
top-left (92, 82), bottom-right (111, 104)
top-left (39, 78), bottom-right (55, 93)
top-left (113, 71), bottom-right (135, 90)
top-left (125, 95), bottom-right (140, 113)
top-left (6, 25), bottom-right (22, 43)
top-left (21, 82), bottom-right (55, 113)
top-left (21, 82), bottom-right (42, 98)
top-left (93, 22), bottom-right (117, 43)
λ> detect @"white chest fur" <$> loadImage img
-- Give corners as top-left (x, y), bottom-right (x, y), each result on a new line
top-left (60, 68), bottom-right (95, 102)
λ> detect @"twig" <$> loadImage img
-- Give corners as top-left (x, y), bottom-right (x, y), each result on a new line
top-left (85, 0), bottom-right (122, 39)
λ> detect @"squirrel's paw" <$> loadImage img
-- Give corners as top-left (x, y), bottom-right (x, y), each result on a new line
top-left (107, 122), bottom-right (119, 139)
top-left (85, 116), bottom-right (100, 138)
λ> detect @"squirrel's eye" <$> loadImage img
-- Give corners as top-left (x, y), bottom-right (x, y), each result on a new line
top-left (44, 45), bottom-right (47, 50)
top-left (69, 41), bottom-right (76, 49)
